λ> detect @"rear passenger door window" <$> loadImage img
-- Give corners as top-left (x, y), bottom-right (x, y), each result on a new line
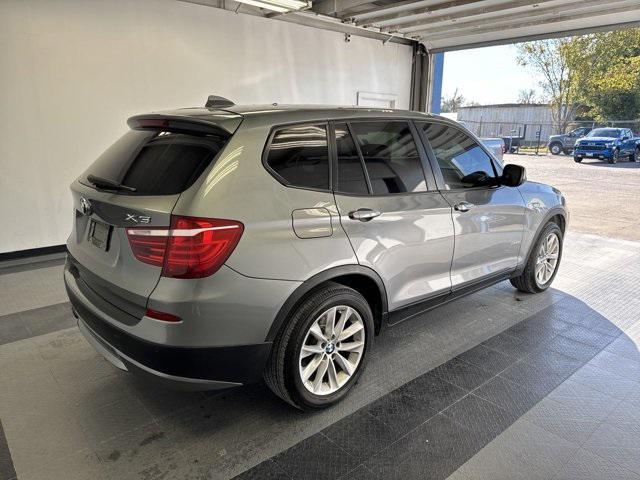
top-left (265, 124), bottom-right (329, 190)
top-left (350, 121), bottom-right (427, 195)
top-left (334, 123), bottom-right (369, 195)
top-left (419, 122), bottom-right (497, 190)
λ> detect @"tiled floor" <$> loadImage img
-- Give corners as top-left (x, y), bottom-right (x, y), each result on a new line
top-left (238, 294), bottom-right (633, 480)
top-left (1, 231), bottom-right (639, 480)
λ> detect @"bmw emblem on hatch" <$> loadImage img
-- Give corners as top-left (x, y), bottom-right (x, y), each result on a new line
top-left (79, 197), bottom-right (93, 216)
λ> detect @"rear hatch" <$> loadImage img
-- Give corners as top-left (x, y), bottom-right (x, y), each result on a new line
top-left (67, 112), bottom-right (241, 321)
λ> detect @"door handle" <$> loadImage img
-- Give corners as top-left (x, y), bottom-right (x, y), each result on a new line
top-left (454, 202), bottom-right (475, 212)
top-left (348, 208), bottom-right (381, 222)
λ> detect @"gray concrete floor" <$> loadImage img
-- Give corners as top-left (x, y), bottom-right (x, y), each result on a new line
top-left (1, 156), bottom-right (639, 479)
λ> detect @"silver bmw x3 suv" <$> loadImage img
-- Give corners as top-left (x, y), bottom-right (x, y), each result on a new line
top-left (64, 97), bottom-right (567, 410)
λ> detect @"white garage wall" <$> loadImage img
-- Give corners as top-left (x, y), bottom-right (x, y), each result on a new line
top-left (0, 0), bottom-right (413, 254)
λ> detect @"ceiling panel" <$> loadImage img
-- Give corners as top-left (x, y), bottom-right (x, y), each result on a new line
top-left (181, 0), bottom-right (640, 51)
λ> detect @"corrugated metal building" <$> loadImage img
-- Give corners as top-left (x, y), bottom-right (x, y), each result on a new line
top-left (457, 104), bottom-right (554, 143)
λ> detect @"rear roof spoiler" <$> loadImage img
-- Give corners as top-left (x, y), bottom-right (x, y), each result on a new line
top-left (127, 113), bottom-right (241, 135)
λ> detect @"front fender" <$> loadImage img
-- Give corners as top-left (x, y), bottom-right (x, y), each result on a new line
top-left (515, 181), bottom-right (567, 270)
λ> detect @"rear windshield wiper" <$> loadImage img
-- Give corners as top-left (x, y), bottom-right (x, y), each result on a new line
top-left (87, 174), bottom-right (137, 192)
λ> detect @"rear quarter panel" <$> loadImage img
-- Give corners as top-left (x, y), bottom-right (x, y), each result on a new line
top-left (172, 116), bottom-right (358, 282)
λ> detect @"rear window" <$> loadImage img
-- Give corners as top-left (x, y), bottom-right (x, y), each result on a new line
top-left (81, 130), bottom-right (229, 195)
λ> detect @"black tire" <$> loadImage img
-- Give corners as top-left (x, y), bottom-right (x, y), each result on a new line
top-left (574, 157), bottom-right (582, 163)
top-left (549, 143), bottom-right (562, 155)
top-left (563, 149), bottom-right (573, 155)
top-left (264, 282), bottom-right (374, 410)
top-left (630, 147), bottom-right (640, 162)
top-left (510, 222), bottom-right (563, 294)
top-left (608, 149), bottom-right (619, 164)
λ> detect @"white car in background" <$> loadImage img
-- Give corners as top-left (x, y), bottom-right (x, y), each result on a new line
top-left (454, 119), bottom-right (505, 163)
top-left (480, 137), bottom-right (506, 164)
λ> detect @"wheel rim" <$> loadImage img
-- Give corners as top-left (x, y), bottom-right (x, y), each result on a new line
top-left (551, 145), bottom-right (560, 154)
top-left (535, 232), bottom-right (560, 286)
top-left (298, 305), bottom-right (365, 396)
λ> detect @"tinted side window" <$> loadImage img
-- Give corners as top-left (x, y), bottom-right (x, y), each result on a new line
top-left (335, 123), bottom-right (369, 194)
top-left (421, 122), bottom-right (496, 190)
top-left (350, 122), bottom-right (427, 195)
top-left (266, 124), bottom-right (329, 190)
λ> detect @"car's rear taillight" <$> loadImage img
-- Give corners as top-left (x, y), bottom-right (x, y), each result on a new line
top-left (126, 230), bottom-right (168, 268)
top-left (163, 216), bottom-right (244, 279)
top-left (126, 216), bottom-right (244, 279)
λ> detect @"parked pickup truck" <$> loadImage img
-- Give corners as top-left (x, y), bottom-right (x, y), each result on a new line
top-left (548, 127), bottom-right (591, 155)
top-left (574, 128), bottom-right (640, 164)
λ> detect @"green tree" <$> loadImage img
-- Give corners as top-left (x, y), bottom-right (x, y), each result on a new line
top-left (567, 29), bottom-right (640, 122)
top-left (441, 88), bottom-right (465, 112)
top-left (518, 31), bottom-right (640, 128)
top-left (516, 39), bottom-right (579, 133)
top-left (517, 88), bottom-right (538, 104)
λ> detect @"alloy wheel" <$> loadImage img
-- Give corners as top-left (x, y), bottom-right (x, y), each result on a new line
top-left (298, 305), bottom-right (365, 395)
top-left (535, 232), bottom-right (560, 286)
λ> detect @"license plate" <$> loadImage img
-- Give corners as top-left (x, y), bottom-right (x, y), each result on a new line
top-left (586, 153), bottom-right (594, 157)
top-left (89, 220), bottom-right (111, 251)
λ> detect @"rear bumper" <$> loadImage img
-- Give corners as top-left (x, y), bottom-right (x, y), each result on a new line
top-left (65, 263), bottom-right (272, 390)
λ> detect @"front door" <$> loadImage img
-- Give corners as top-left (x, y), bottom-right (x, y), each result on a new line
top-left (332, 121), bottom-right (455, 311)
top-left (417, 121), bottom-right (526, 288)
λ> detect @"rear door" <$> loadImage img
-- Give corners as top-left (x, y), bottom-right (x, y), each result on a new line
top-left (332, 120), bottom-right (455, 312)
top-left (565, 132), bottom-right (577, 149)
top-left (417, 121), bottom-right (526, 288)
top-left (67, 122), bottom-right (232, 318)
top-left (621, 129), bottom-right (635, 155)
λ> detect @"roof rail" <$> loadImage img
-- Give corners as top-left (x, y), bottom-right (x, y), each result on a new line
top-left (205, 95), bottom-right (235, 109)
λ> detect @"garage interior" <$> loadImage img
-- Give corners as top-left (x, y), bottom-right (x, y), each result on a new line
top-left (2, 1), bottom-right (640, 479)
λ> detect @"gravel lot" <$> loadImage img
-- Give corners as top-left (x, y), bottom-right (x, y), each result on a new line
top-left (506, 152), bottom-right (640, 241)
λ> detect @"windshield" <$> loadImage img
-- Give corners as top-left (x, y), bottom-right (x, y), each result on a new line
top-left (587, 128), bottom-right (620, 139)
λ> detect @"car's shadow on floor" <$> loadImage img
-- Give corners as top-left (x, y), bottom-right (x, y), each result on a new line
top-left (88, 285), bottom-right (638, 479)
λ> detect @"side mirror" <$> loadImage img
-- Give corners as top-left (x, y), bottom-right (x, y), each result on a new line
top-left (501, 164), bottom-right (526, 187)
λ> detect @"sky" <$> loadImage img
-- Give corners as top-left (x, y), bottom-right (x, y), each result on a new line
top-left (441, 44), bottom-right (542, 105)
